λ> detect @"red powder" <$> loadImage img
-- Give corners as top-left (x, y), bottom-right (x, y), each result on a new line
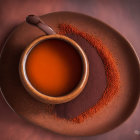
top-left (55, 24), bottom-right (120, 123)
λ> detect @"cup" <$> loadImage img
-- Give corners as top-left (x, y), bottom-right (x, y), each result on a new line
top-left (19, 15), bottom-right (89, 104)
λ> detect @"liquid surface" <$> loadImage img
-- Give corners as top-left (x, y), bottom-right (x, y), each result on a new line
top-left (26, 39), bottom-right (83, 97)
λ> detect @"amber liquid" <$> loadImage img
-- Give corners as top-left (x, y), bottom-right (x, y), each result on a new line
top-left (26, 39), bottom-right (83, 97)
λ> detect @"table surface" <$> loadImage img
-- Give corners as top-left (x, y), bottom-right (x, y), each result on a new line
top-left (0, 0), bottom-right (140, 140)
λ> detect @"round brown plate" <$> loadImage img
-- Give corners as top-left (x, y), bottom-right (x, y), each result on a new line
top-left (0, 12), bottom-right (140, 136)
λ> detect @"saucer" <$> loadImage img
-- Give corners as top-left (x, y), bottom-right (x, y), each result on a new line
top-left (0, 12), bottom-right (140, 136)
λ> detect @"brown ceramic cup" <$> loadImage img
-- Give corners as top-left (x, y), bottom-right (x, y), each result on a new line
top-left (19, 15), bottom-right (89, 104)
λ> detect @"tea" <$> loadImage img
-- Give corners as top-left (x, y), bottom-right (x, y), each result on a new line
top-left (25, 39), bottom-right (83, 97)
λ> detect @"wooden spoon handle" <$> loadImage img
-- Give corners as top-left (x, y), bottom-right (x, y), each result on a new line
top-left (26, 15), bottom-right (56, 35)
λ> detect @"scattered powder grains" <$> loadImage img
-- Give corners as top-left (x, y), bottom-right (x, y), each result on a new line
top-left (46, 24), bottom-right (120, 123)
top-left (54, 24), bottom-right (120, 123)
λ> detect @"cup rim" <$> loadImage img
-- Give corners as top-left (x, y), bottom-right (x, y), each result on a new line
top-left (19, 34), bottom-right (89, 104)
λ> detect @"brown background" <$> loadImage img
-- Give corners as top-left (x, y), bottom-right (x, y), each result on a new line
top-left (0, 0), bottom-right (140, 139)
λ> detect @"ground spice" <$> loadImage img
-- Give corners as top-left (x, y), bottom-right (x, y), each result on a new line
top-left (54, 24), bottom-right (120, 123)
top-left (55, 32), bottom-right (107, 120)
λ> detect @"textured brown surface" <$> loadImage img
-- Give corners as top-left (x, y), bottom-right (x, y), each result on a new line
top-left (0, 0), bottom-right (140, 140)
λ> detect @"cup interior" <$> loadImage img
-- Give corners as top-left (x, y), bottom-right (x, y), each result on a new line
top-left (19, 35), bottom-right (89, 104)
